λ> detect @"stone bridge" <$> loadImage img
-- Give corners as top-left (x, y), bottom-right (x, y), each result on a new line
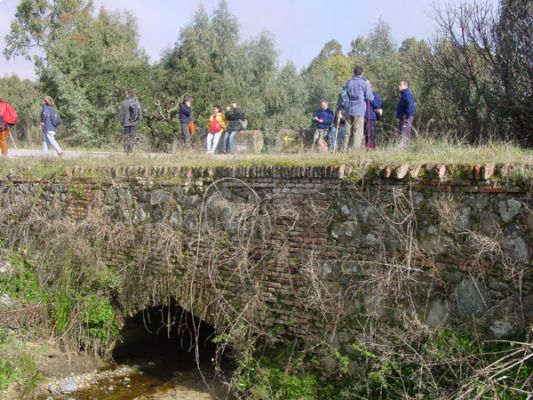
top-left (1, 162), bottom-right (532, 362)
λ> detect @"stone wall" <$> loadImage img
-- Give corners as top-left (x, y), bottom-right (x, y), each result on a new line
top-left (0, 163), bottom-right (531, 350)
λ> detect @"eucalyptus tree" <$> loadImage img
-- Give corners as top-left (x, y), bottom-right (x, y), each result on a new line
top-left (303, 40), bottom-right (350, 116)
top-left (0, 76), bottom-right (41, 144)
top-left (496, 0), bottom-right (533, 145)
top-left (346, 19), bottom-right (406, 137)
top-left (5, 0), bottom-right (149, 146)
top-left (161, 1), bottom-right (288, 144)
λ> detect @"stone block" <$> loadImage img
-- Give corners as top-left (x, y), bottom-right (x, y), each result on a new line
top-left (274, 129), bottom-right (303, 153)
top-left (235, 130), bottom-right (263, 153)
top-left (456, 277), bottom-right (488, 320)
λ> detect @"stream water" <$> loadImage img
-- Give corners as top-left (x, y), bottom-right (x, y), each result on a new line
top-left (39, 306), bottom-right (234, 400)
top-left (40, 341), bottom-right (232, 400)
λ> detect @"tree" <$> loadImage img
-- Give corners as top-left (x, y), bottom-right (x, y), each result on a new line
top-left (161, 1), bottom-right (288, 145)
top-left (496, 0), bottom-right (533, 145)
top-left (348, 19), bottom-right (404, 138)
top-left (5, 1), bottom-right (150, 146)
top-left (0, 76), bottom-right (41, 144)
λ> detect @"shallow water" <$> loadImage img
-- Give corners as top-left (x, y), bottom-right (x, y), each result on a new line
top-left (41, 339), bottom-right (232, 400)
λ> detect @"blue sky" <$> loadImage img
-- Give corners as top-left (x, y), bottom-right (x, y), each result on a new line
top-left (0, 0), bottom-right (499, 80)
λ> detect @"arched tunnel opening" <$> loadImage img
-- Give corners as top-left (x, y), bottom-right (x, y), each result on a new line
top-left (111, 300), bottom-right (234, 397)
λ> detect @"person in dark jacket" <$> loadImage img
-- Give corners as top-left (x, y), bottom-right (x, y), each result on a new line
top-left (40, 96), bottom-right (64, 157)
top-left (222, 103), bottom-right (246, 154)
top-left (313, 100), bottom-right (333, 152)
top-left (396, 80), bottom-right (415, 146)
top-left (364, 86), bottom-right (383, 150)
top-left (179, 95), bottom-right (192, 149)
top-left (119, 89), bottom-right (142, 154)
top-left (342, 66), bottom-right (374, 151)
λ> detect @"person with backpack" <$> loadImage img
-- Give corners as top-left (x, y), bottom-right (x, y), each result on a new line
top-left (179, 95), bottom-right (193, 149)
top-left (0, 95), bottom-right (18, 158)
top-left (206, 105), bottom-right (227, 154)
top-left (328, 106), bottom-right (347, 153)
top-left (364, 84), bottom-right (383, 150)
top-left (119, 89), bottom-right (142, 154)
top-left (313, 100), bottom-right (333, 152)
top-left (342, 65), bottom-right (374, 151)
top-left (222, 103), bottom-right (246, 154)
top-left (40, 96), bottom-right (64, 157)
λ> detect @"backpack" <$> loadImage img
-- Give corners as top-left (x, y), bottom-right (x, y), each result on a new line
top-left (42, 107), bottom-right (61, 128)
top-left (0, 102), bottom-right (18, 127)
top-left (210, 116), bottom-right (222, 133)
top-left (337, 88), bottom-right (350, 111)
top-left (128, 101), bottom-right (140, 123)
top-left (50, 110), bottom-right (61, 127)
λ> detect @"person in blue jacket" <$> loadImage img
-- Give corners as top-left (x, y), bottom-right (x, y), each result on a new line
top-left (364, 85), bottom-right (383, 149)
top-left (313, 100), bottom-right (333, 151)
top-left (179, 95), bottom-right (192, 149)
top-left (396, 80), bottom-right (415, 146)
top-left (40, 96), bottom-right (64, 157)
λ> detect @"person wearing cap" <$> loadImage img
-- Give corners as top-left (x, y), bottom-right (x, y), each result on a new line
top-left (179, 95), bottom-right (193, 149)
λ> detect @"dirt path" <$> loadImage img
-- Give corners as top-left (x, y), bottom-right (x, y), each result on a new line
top-left (6, 148), bottom-right (119, 159)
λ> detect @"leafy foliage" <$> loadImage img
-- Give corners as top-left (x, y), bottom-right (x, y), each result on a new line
top-left (0, 331), bottom-right (42, 396)
top-left (2, 0), bottom-right (532, 150)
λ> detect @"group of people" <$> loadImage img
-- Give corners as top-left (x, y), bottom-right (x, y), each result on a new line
top-left (0, 95), bottom-right (63, 158)
top-left (0, 66), bottom-right (415, 158)
top-left (204, 103), bottom-right (247, 154)
top-left (119, 91), bottom-right (247, 155)
top-left (312, 65), bottom-right (415, 152)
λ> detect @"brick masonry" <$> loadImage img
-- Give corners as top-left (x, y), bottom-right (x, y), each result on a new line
top-left (1, 163), bottom-right (532, 349)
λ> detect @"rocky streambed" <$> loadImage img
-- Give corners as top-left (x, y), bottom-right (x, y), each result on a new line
top-left (36, 350), bottom-right (231, 400)
top-left (38, 362), bottom-right (223, 400)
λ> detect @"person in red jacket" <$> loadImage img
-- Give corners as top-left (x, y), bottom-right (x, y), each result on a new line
top-left (0, 96), bottom-right (14, 158)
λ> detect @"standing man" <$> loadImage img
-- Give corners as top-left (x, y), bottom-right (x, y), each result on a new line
top-left (119, 89), bottom-right (142, 154)
top-left (179, 95), bottom-right (192, 149)
top-left (396, 80), bottom-right (415, 146)
top-left (223, 103), bottom-right (246, 154)
top-left (342, 65), bottom-right (374, 151)
top-left (313, 100), bottom-right (333, 152)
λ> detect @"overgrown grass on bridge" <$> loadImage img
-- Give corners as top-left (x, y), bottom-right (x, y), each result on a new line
top-left (1, 139), bottom-right (533, 183)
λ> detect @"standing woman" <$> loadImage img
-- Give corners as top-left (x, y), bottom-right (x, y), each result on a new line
top-left (41, 96), bottom-right (64, 157)
top-left (179, 95), bottom-right (192, 149)
top-left (206, 105), bottom-right (226, 154)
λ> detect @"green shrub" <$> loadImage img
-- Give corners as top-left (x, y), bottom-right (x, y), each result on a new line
top-left (0, 254), bottom-right (48, 304)
top-left (81, 294), bottom-right (119, 350)
top-left (0, 334), bottom-right (41, 397)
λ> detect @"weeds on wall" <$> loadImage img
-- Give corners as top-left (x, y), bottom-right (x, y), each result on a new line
top-left (0, 173), bottom-right (531, 399)
top-left (0, 187), bottom-right (124, 355)
top-left (187, 179), bottom-right (532, 399)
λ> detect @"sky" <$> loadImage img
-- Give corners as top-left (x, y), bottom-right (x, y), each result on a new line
top-left (0, 0), bottom-right (499, 81)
